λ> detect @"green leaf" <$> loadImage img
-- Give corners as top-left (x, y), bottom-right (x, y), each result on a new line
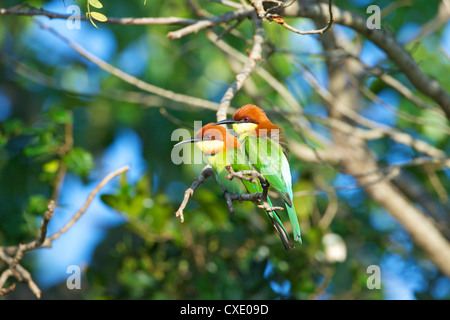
top-left (292, 180), bottom-right (315, 219)
top-left (43, 159), bottom-right (60, 174)
top-left (64, 147), bottom-right (94, 177)
top-left (421, 109), bottom-right (449, 143)
top-left (3, 119), bottom-right (24, 135)
top-left (48, 109), bottom-right (72, 124)
top-left (90, 12), bottom-right (108, 22)
top-left (24, 144), bottom-right (50, 157)
top-left (101, 194), bottom-right (123, 211)
top-left (26, 194), bottom-right (49, 215)
top-left (88, 0), bottom-right (103, 9)
top-left (136, 173), bottom-right (152, 197)
top-left (0, 132), bottom-right (7, 147)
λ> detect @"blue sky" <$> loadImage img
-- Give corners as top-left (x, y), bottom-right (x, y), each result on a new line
top-left (33, 128), bottom-right (146, 287)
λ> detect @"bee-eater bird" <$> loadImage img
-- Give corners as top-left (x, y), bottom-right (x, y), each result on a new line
top-left (175, 123), bottom-right (295, 250)
top-left (213, 105), bottom-right (302, 244)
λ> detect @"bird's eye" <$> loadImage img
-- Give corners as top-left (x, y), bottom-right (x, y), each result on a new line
top-left (244, 117), bottom-right (249, 122)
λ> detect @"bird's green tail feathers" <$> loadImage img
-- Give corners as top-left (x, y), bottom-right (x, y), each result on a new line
top-left (286, 202), bottom-right (302, 244)
top-left (266, 197), bottom-right (295, 250)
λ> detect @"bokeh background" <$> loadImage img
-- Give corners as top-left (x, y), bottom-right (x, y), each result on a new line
top-left (0, 0), bottom-right (449, 299)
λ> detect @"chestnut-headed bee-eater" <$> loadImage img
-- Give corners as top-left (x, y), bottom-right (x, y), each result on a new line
top-left (175, 123), bottom-right (295, 250)
top-left (214, 105), bottom-right (302, 244)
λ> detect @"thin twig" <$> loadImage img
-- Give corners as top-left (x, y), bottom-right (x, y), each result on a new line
top-left (290, 156), bottom-right (450, 198)
top-left (0, 165), bottom-right (130, 299)
top-left (217, 18), bottom-right (245, 40)
top-left (224, 166), bottom-right (283, 212)
top-left (0, 6), bottom-right (197, 25)
top-left (280, 0), bottom-right (450, 119)
top-left (167, 7), bottom-right (253, 39)
top-left (176, 164), bottom-right (285, 222)
top-left (45, 166), bottom-right (130, 244)
top-left (176, 166), bottom-right (214, 222)
top-left (216, 13), bottom-right (264, 121)
top-left (295, 62), bottom-right (447, 161)
top-left (248, 0), bottom-right (266, 19)
top-left (268, 0), bottom-right (334, 35)
top-left (35, 20), bottom-right (221, 113)
top-left (0, 269), bottom-right (18, 296)
top-left (225, 166), bottom-right (267, 185)
top-left (0, 249), bottom-right (41, 298)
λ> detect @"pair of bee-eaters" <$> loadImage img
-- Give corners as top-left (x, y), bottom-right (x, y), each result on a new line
top-left (176, 104), bottom-right (301, 250)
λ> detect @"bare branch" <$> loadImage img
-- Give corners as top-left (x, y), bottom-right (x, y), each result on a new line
top-left (211, 0), bottom-right (245, 9)
top-left (35, 21), bottom-right (221, 113)
top-left (249, 0), bottom-right (267, 19)
top-left (224, 165), bottom-right (283, 212)
top-left (296, 63), bottom-right (448, 161)
top-left (0, 249), bottom-right (41, 298)
top-left (225, 165), bottom-right (267, 185)
top-left (45, 166), bottom-right (130, 244)
top-left (0, 5), bottom-right (197, 25)
top-left (167, 7), bottom-right (253, 39)
top-left (176, 162), bottom-right (286, 222)
top-left (394, 172), bottom-right (450, 232)
top-left (317, 23), bottom-right (450, 277)
top-left (281, 0), bottom-right (450, 119)
top-left (176, 166), bottom-right (214, 222)
top-left (0, 165), bottom-right (129, 298)
top-left (7, 201), bottom-right (55, 266)
top-left (356, 61), bottom-right (445, 116)
top-left (217, 14), bottom-right (264, 121)
top-left (268, 0), bottom-right (334, 35)
top-left (0, 269), bottom-right (18, 296)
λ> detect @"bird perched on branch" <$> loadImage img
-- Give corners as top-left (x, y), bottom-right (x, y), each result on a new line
top-left (214, 105), bottom-right (302, 245)
top-left (175, 123), bottom-right (295, 250)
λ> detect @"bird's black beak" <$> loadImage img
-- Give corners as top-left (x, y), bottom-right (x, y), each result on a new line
top-left (174, 137), bottom-right (201, 147)
top-left (212, 119), bottom-right (240, 126)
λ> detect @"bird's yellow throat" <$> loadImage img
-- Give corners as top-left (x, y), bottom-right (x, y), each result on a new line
top-left (195, 140), bottom-right (225, 155)
top-left (232, 123), bottom-right (258, 135)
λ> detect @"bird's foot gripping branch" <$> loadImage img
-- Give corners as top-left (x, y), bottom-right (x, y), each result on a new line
top-left (175, 166), bottom-right (283, 222)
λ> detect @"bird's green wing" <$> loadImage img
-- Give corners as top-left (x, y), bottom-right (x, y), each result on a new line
top-left (231, 148), bottom-right (261, 194)
top-left (241, 134), bottom-right (291, 205)
top-left (205, 151), bottom-right (246, 195)
top-left (231, 147), bottom-right (295, 250)
top-left (241, 134), bottom-right (302, 243)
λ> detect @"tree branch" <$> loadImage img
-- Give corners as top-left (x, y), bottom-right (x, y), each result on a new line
top-left (295, 63), bottom-right (448, 161)
top-left (35, 21), bottom-right (221, 113)
top-left (175, 166), bottom-right (214, 222)
top-left (167, 7), bottom-right (253, 39)
top-left (176, 164), bottom-right (284, 223)
top-left (281, 0), bottom-right (450, 119)
top-left (216, 13), bottom-right (264, 121)
top-left (318, 21), bottom-right (450, 277)
top-left (268, 0), bottom-right (334, 35)
top-left (0, 5), bottom-right (198, 25)
top-left (0, 165), bottom-right (130, 298)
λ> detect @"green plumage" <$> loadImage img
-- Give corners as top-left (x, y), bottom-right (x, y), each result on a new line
top-left (204, 149), bottom-right (247, 195)
top-left (239, 133), bottom-right (302, 244)
top-left (204, 147), bottom-right (295, 250)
